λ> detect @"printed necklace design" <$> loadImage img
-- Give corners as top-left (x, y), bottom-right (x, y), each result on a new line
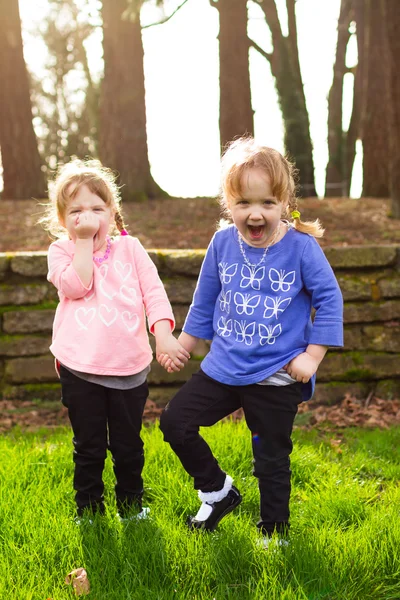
top-left (238, 223), bottom-right (281, 268)
top-left (93, 236), bottom-right (111, 264)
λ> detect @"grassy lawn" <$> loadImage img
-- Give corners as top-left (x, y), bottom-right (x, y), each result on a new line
top-left (0, 420), bottom-right (399, 599)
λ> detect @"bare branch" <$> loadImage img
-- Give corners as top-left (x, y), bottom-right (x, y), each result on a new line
top-left (253, 0), bottom-right (283, 43)
top-left (286, 0), bottom-right (298, 51)
top-left (248, 37), bottom-right (273, 63)
top-left (142, 0), bottom-right (190, 29)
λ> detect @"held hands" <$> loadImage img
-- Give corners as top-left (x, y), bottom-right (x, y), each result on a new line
top-left (156, 334), bottom-right (190, 373)
top-left (74, 212), bottom-right (100, 240)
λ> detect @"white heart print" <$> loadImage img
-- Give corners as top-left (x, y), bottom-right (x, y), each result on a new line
top-left (114, 261), bottom-right (132, 281)
top-left (99, 304), bottom-right (118, 327)
top-left (75, 307), bottom-right (96, 330)
top-left (120, 285), bottom-right (137, 305)
top-left (122, 311), bottom-right (139, 333)
top-left (99, 263), bottom-right (117, 300)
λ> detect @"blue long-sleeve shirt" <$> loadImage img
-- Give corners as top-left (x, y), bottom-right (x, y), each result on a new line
top-left (183, 225), bottom-right (344, 401)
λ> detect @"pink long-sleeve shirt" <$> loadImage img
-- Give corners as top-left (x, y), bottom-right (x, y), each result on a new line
top-left (47, 235), bottom-right (175, 376)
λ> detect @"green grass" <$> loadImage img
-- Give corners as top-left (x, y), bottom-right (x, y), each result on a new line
top-left (1, 422), bottom-right (400, 599)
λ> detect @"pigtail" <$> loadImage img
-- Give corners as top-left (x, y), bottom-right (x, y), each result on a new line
top-left (288, 196), bottom-right (324, 238)
top-left (115, 210), bottom-right (128, 235)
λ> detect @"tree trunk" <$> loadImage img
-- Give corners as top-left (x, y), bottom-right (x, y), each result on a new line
top-left (383, 0), bottom-right (400, 217)
top-left (358, 0), bottom-right (390, 197)
top-left (255, 0), bottom-right (316, 197)
top-left (0, 0), bottom-right (46, 199)
top-left (325, 0), bottom-right (352, 197)
top-left (99, 0), bottom-right (164, 201)
top-left (211, 0), bottom-right (254, 150)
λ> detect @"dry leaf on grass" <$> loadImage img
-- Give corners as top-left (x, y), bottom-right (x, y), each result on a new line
top-left (65, 568), bottom-right (90, 595)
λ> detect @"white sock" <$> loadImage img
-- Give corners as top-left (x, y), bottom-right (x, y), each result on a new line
top-left (194, 475), bottom-right (233, 521)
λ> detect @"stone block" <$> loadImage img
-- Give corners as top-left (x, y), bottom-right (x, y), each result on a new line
top-left (0, 255), bottom-right (10, 282)
top-left (362, 324), bottom-right (400, 352)
top-left (344, 300), bottom-right (400, 323)
top-left (1, 383), bottom-right (61, 402)
top-left (0, 284), bottom-right (50, 306)
top-left (172, 304), bottom-right (190, 330)
top-left (146, 251), bottom-right (160, 271)
top-left (319, 351), bottom-right (400, 382)
top-left (326, 245), bottom-right (397, 269)
top-left (5, 355), bottom-right (58, 384)
top-left (0, 335), bottom-right (51, 357)
top-left (162, 250), bottom-right (205, 276)
top-left (2, 309), bottom-right (55, 334)
top-left (10, 253), bottom-right (48, 277)
top-left (148, 359), bottom-right (201, 385)
top-left (312, 381), bottom-right (372, 405)
top-left (147, 385), bottom-right (182, 408)
top-left (163, 278), bottom-right (197, 304)
top-left (336, 273), bottom-right (374, 301)
top-left (378, 276), bottom-right (400, 299)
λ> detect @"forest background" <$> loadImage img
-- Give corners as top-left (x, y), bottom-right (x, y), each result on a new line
top-left (0, 0), bottom-right (400, 220)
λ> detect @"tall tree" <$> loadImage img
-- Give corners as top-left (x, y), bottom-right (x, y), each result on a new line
top-left (325, 0), bottom-right (353, 197)
top-left (250, 0), bottom-right (316, 196)
top-left (0, 0), bottom-right (46, 199)
top-left (382, 0), bottom-right (400, 217)
top-left (30, 0), bottom-right (100, 174)
top-left (100, 0), bottom-right (164, 201)
top-left (357, 0), bottom-right (389, 197)
top-left (210, 0), bottom-right (254, 150)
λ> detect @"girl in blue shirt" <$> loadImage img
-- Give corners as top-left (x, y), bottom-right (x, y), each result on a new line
top-left (158, 137), bottom-right (343, 545)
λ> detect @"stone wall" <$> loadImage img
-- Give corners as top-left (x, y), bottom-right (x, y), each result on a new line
top-left (0, 245), bottom-right (399, 408)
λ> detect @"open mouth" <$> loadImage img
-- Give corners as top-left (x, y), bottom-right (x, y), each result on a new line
top-left (248, 225), bottom-right (264, 239)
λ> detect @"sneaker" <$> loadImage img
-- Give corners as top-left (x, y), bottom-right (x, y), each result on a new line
top-left (257, 536), bottom-right (289, 550)
top-left (187, 486), bottom-right (242, 532)
top-left (117, 507), bottom-right (150, 523)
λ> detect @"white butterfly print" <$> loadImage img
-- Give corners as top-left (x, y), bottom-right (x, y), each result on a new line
top-left (269, 268), bottom-right (296, 292)
top-left (263, 296), bottom-right (292, 320)
top-left (259, 323), bottom-right (282, 346)
top-left (217, 316), bottom-right (233, 338)
top-left (218, 262), bottom-right (238, 284)
top-left (219, 290), bottom-right (231, 313)
top-left (240, 264), bottom-right (265, 290)
top-left (234, 320), bottom-right (256, 345)
top-left (234, 292), bottom-right (261, 315)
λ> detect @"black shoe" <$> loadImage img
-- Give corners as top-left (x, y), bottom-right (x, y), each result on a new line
top-left (187, 486), bottom-right (242, 532)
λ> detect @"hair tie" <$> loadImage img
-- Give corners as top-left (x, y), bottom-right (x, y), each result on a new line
top-left (291, 210), bottom-right (301, 220)
top-left (120, 229), bottom-right (128, 236)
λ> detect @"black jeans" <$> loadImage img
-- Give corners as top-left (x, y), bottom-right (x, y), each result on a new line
top-left (59, 365), bottom-right (148, 515)
top-left (160, 369), bottom-right (302, 536)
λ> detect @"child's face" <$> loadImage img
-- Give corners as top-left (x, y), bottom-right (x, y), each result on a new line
top-left (62, 184), bottom-right (115, 251)
top-left (228, 168), bottom-right (286, 248)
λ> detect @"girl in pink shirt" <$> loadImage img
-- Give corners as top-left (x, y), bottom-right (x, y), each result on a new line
top-left (42, 159), bottom-right (189, 521)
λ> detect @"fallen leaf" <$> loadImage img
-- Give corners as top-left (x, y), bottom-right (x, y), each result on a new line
top-left (65, 568), bottom-right (90, 595)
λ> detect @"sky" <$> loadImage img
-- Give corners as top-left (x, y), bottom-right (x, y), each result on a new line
top-left (16, 0), bottom-right (361, 199)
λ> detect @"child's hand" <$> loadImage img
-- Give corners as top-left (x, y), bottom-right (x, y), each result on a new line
top-left (283, 352), bottom-right (319, 383)
top-left (74, 212), bottom-right (100, 239)
top-left (156, 335), bottom-right (190, 372)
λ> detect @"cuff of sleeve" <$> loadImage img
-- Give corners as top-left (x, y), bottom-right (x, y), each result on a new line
top-left (309, 320), bottom-right (344, 347)
top-left (148, 311), bottom-right (175, 335)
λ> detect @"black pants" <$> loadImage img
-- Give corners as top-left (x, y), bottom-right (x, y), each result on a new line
top-left (59, 365), bottom-right (148, 515)
top-left (160, 369), bottom-right (302, 536)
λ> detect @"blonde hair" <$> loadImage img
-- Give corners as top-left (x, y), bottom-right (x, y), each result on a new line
top-left (219, 137), bottom-right (324, 238)
top-left (39, 158), bottom-right (127, 239)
